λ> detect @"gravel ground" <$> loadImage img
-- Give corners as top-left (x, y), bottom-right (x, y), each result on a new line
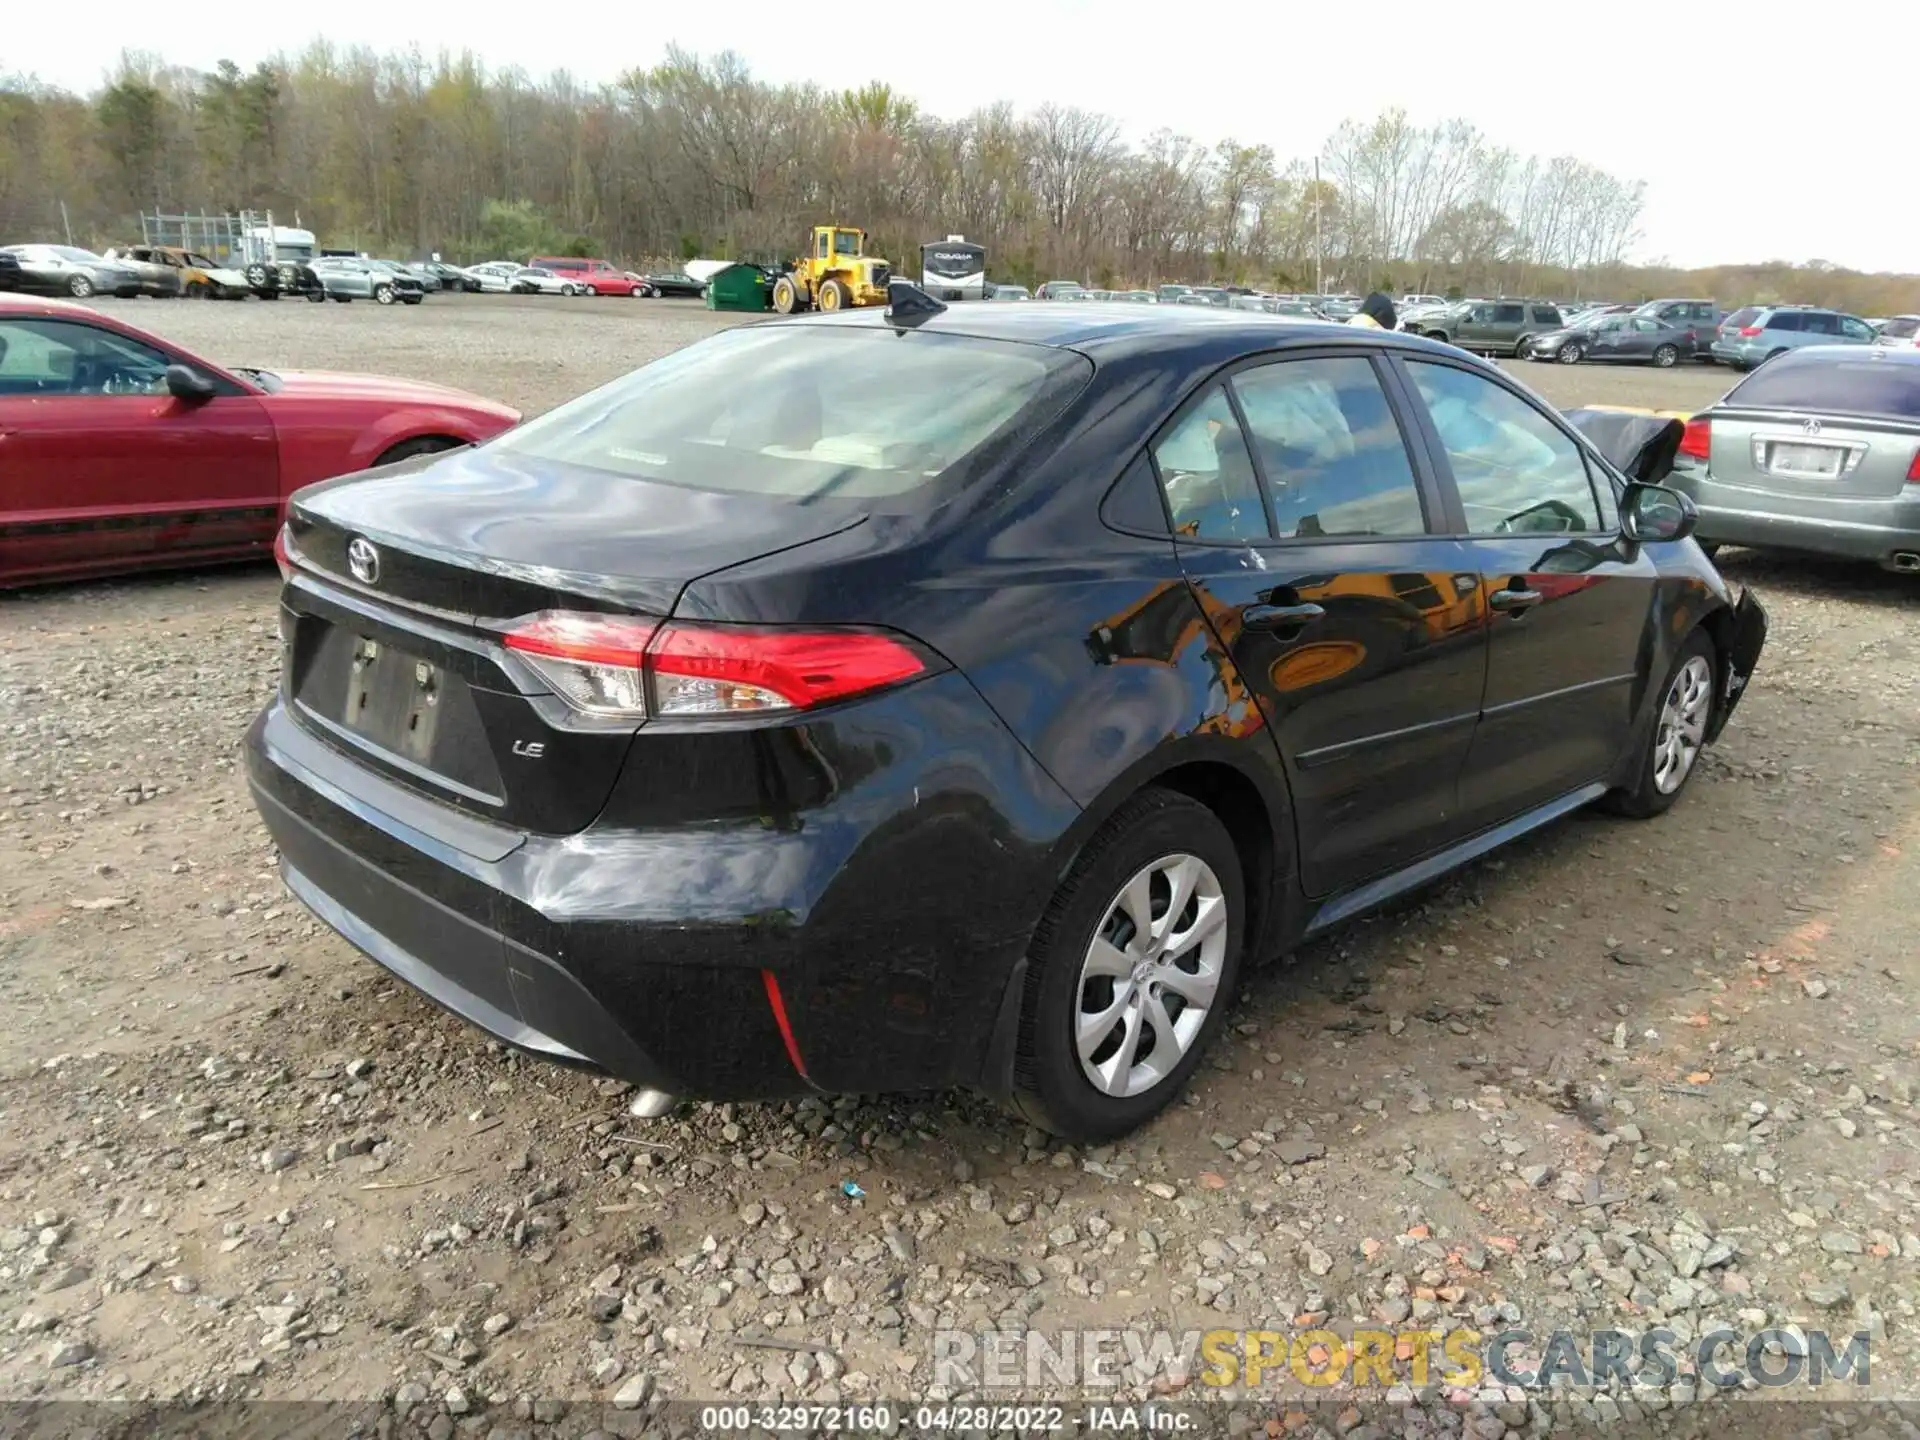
top-left (2, 296), bottom-right (1918, 1435)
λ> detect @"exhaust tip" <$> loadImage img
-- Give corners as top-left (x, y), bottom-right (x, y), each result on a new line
top-left (1889, 552), bottom-right (1920, 572)
top-left (627, 1088), bottom-right (679, 1120)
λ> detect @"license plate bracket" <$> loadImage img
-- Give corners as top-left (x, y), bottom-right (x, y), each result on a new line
top-left (342, 636), bottom-right (446, 765)
top-left (1767, 441), bottom-right (1844, 478)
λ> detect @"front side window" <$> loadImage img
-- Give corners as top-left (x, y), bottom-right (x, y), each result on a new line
top-left (0, 318), bottom-right (171, 396)
top-left (1229, 357), bottom-right (1426, 539)
top-left (1406, 361), bottom-right (1601, 535)
top-left (1839, 316), bottom-right (1874, 341)
top-left (1151, 386), bottom-right (1267, 544)
top-left (489, 326), bottom-right (1086, 505)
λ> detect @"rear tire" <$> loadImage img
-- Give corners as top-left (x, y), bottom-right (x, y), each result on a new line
top-left (307, 288), bottom-right (327, 303)
top-left (1651, 344), bottom-right (1679, 368)
top-left (1600, 630), bottom-right (1717, 819)
top-left (772, 276), bottom-right (804, 314)
top-left (1009, 789), bottom-right (1246, 1142)
top-left (374, 436), bottom-right (462, 466)
top-left (1763, 349), bottom-right (1787, 366)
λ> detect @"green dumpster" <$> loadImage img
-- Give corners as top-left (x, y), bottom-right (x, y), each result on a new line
top-left (705, 263), bottom-right (771, 312)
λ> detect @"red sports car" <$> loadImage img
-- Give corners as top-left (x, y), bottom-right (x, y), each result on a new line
top-left (0, 296), bottom-right (520, 588)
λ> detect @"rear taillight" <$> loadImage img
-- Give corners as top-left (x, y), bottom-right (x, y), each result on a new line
top-left (505, 612), bottom-right (657, 716)
top-left (647, 623), bottom-right (926, 715)
top-left (1906, 449), bottom-right (1920, 484)
top-left (1679, 417), bottom-right (1712, 460)
top-left (1738, 325), bottom-right (1763, 338)
top-left (503, 612), bottom-right (927, 720)
top-left (273, 525), bottom-right (292, 581)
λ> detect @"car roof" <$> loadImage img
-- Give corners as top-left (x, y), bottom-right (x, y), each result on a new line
top-left (1766, 344), bottom-right (1920, 366)
top-left (771, 300), bottom-right (1479, 365)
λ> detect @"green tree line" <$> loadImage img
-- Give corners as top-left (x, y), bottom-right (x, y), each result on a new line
top-left (3, 47), bottom-right (1915, 313)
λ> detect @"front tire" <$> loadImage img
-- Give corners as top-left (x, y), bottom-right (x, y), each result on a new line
top-left (1651, 343), bottom-right (1679, 368)
top-left (1558, 340), bottom-right (1586, 364)
top-left (818, 278), bottom-right (851, 312)
top-left (67, 274), bottom-right (94, 298)
top-left (1010, 789), bottom-right (1245, 1142)
top-left (374, 283), bottom-right (395, 305)
top-left (1601, 630), bottom-right (1716, 819)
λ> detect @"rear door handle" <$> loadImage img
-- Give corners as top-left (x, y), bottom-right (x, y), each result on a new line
top-left (1489, 587), bottom-right (1542, 614)
top-left (1242, 602), bottom-right (1325, 633)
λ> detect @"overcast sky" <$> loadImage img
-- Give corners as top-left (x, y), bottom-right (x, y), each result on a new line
top-left (12, 0), bottom-right (1916, 274)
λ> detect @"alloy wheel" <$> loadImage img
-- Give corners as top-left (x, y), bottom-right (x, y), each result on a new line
top-left (1074, 853), bottom-right (1228, 1098)
top-left (1558, 342), bottom-right (1583, 364)
top-left (1653, 655), bottom-right (1713, 794)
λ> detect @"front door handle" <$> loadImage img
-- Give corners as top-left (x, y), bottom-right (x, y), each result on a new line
top-left (1489, 586), bottom-right (1542, 614)
top-left (1242, 601), bottom-right (1325, 633)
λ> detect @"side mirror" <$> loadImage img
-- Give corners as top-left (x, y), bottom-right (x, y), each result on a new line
top-left (165, 363), bottom-right (217, 404)
top-left (1621, 482), bottom-right (1696, 544)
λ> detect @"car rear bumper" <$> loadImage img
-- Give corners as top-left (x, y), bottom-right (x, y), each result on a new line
top-left (1683, 475), bottom-right (1920, 564)
top-left (245, 673), bottom-right (1072, 1101)
top-left (1709, 342), bottom-right (1763, 366)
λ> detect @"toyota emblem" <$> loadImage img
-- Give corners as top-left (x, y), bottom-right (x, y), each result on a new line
top-left (346, 537), bottom-right (380, 585)
top-left (1801, 418), bottom-right (1822, 436)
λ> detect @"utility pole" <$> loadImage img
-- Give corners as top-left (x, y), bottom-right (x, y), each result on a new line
top-left (59, 200), bottom-right (73, 247)
top-left (1313, 158), bottom-right (1324, 295)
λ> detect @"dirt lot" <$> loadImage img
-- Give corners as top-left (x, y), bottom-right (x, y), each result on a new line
top-left (3, 295), bottom-right (1917, 1433)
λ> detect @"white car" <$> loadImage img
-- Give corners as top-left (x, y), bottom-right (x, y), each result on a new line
top-left (464, 261), bottom-right (521, 294)
top-left (510, 266), bottom-right (581, 296)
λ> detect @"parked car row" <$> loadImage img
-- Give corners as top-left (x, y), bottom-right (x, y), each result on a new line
top-left (1, 241), bottom-right (709, 308)
top-left (0, 241), bottom-right (330, 301)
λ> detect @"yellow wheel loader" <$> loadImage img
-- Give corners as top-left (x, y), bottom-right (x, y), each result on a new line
top-left (769, 226), bottom-right (893, 314)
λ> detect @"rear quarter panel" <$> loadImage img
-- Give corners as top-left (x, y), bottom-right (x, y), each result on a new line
top-left (265, 398), bottom-right (514, 492)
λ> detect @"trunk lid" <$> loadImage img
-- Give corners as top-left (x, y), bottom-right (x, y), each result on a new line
top-left (281, 447), bottom-right (868, 833)
top-left (1706, 412), bottom-right (1920, 498)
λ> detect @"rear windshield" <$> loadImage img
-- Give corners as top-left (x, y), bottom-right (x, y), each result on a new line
top-left (1725, 355), bottom-right (1920, 419)
top-left (1884, 317), bottom-right (1919, 339)
top-left (486, 324), bottom-right (1089, 503)
top-left (1722, 306), bottom-right (1760, 329)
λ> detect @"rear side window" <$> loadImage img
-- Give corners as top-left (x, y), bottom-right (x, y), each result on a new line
top-left (1152, 386), bottom-right (1267, 543)
top-left (1530, 307), bottom-right (1562, 327)
top-left (1725, 355), bottom-right (1920, 418)
top-left (489, 325), bottom-right (1089, 504)
top-left (1766, 311), bottom-right (1804, 332)
top-left (1229, 357), bottom-right (1427, 539)
top-left (1493, 304), bottom-right (1525, 324)
top-left (1406, 361), bottom-right (1601, 534)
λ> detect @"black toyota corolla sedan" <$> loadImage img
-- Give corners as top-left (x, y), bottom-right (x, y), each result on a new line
top-left (248, 298), bottom-right (1767, 1141)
